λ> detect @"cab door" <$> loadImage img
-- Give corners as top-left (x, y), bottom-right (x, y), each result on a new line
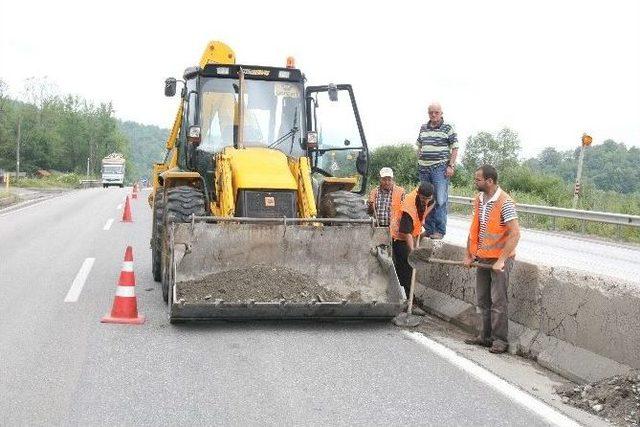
top-left (305, 84), bottom-right (369, 194)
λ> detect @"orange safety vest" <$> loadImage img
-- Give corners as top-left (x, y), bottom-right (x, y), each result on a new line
top-left (369, 184), bottom-right (405, 225)
top-left (390, 189), bottom-right (428, 240)
top-left (468, 190), bottom-right (516, 259)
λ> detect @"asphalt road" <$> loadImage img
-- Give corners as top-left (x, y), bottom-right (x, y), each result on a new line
top-left (444, 216), bottom-right (640, 283)
top-left (0, 189), bottom-right (579, 426)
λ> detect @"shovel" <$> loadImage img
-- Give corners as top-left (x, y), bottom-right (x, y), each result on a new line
top-left (408, 246), bottom-right (494, 270)
top-left (392, 236), bottom-right (424, 327)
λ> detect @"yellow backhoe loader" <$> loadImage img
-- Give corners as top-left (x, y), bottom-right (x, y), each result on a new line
top-left (150, 41), bottom-right (404, 322)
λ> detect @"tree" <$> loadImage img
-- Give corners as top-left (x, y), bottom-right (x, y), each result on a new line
top-left (0, 79), bottom-right (134, 178)
top-left (368, 143), bottom-right (418, 187)
top-left (118, 120), bottom-right (168, 179)
top-left (462, 128), bottom-right (521, 171)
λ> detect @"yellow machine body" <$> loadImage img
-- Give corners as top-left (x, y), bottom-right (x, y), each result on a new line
top-left (151, 41), bottom-right (403, 322)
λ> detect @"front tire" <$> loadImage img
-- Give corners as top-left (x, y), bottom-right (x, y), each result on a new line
top-left (161, 186), bottom-right (206, 303)
top-left (151, 190), bottom-right (165, 282)
top-left (319, 190), bottom-right (369, 220)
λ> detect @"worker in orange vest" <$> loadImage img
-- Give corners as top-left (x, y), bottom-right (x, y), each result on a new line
top-left (390, 182), bottom-right (435, 308)
top-left (463, 165), bottom-right (521, 354)
top-left (367, 167), bottom-right (405, 227)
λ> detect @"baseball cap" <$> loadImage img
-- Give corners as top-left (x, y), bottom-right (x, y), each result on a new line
top-left (379, 167), bottom-right (394, 178)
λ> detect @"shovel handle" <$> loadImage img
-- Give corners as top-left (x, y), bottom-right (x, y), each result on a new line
top-left (406, 235), bottom-right (420, 315)
top-left (427, 258), bottom-right (494, 269)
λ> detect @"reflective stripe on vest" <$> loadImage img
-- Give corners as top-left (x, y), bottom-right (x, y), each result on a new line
top-left (468, 191), bottom-right (516, 258)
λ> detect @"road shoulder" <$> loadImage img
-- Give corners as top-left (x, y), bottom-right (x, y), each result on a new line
top-left (407, 313), bottom-right (607, 426)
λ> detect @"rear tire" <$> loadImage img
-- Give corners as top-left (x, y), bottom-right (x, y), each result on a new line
top-left (151, 190), bottom-right (165, 282)
top-left (161, 186), bottom-right (206, 303)
top-left (319, 190), bottom-right (369, 220)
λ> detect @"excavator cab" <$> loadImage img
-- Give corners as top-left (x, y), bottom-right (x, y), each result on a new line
top-left (150, 41), bottom-right (404, 322)
top-left (166, 65), bottom-right (369, 213)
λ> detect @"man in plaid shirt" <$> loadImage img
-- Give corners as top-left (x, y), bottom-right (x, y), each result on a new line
top-left (367, 167), bottom-right (405, 227)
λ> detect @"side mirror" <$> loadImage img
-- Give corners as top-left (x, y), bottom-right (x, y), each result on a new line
top-left (164, 78), bottom-right (177, 97)
top-left (328, 83), bottom-right (338, 102)
top-left (356, 150), bottom-right (367, 176)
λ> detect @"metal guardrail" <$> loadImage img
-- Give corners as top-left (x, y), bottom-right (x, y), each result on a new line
top-left (449, 196), bottom-right (640, 228)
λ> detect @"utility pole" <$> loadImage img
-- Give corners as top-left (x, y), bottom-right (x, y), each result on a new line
top-left (16, 116), bottom-right (21, 183)
top-left (86, 157), bottom-right (90, 179)
top-left (572, 133), bottom-right (592, 209)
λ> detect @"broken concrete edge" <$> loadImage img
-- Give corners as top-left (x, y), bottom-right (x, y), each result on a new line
top-left (417, 240), bottom-right (640, 371)
top-left (413, 283), bottom-right (634, 385)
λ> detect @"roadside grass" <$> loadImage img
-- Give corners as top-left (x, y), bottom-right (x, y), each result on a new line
top-left (12, 173), bottom-right (88, 189)
top-left (0, 189), bottom-right (20, 207)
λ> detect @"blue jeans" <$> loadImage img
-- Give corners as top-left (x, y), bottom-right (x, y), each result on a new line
top-left (419, 162), bottom-right (449, 236)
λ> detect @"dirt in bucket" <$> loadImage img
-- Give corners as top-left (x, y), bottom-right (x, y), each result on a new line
top-left (176, 264), bottom-right (363, 303)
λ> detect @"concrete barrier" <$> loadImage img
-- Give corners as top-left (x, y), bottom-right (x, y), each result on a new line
top-left (414, 240), bottom-right (640, 383)
top-left (79, 179), bottom-right (102, 189)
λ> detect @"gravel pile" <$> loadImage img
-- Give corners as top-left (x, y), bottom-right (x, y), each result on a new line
top-left (177, 264), bottom-right (363, 303)
top-left (556, 370), bottom-right (640, 426)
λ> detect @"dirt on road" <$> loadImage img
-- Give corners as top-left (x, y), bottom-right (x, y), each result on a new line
top-left (176, 264), bottom-right (364, 303)
top-left (556, 370), bottom-right (640, 426)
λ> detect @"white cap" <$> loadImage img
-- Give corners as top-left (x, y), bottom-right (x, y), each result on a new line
top-left (379, 167), bottom-right (394, 178)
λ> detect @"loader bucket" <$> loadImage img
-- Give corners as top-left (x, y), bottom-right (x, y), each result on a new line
top-left (167, 220), bottom-right (406, 322)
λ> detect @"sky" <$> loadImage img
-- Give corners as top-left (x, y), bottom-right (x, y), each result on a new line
top-left (1, 0), bottom-right (638, 159)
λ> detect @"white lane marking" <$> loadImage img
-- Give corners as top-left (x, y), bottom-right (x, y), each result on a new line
top-left (64, 258), bottom-right (96, 303)
top-left (117, 203), bottom-right (123, 210)
top-left (403, 331), bottom-right (580, 427)
top-left (103, 218), bottom-right (114, 230)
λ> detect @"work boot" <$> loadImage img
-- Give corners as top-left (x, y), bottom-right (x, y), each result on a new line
top-left (430, 233), bottom-right (444, 240)
top-left (464, 336), bottom-right (492, 347)
top-left (489, 341), bottom-right (508, 354)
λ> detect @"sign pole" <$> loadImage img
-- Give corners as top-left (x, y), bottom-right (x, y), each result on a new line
top-left (572, 133), bottom-right (592, 209)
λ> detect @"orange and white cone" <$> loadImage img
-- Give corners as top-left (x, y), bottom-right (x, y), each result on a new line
top-left (101, 246), bottom-right (145, 324)
top-left (131, 184), bottom-right (138, 199)
top-left (121, 196), bottom-right (133, 222)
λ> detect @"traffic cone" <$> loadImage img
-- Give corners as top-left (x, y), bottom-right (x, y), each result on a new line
top-left (101, 246), bottom-right (145, 324)
top-left (121, 196), bottom-right (133, 222)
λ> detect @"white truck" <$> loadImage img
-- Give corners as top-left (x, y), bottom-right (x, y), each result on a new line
top-left (101, 153), bottom-right (125, 188)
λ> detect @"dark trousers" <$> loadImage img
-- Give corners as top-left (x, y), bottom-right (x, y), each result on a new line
top-left (476, 258), bottom-right (513, 345)
top-left (392, 239), bottom-right (412, 298)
